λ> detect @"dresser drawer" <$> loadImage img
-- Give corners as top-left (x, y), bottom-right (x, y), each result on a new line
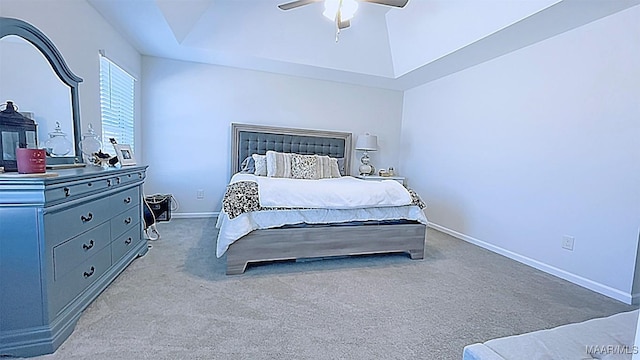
top-left (111, 205), bottom-right (140, 239)
top-left (44, 196), bottom-right (111, 246)
top-left (113, 170), bottom-right (145, 187)
top-left (111, 186), bottom-right (139, 215)
top-left (111, 226), bottom-right (142, 262)
top-left (50, 245), bottom-right (111, 316)
top-left (45, 177), bottom-right (112, 204)
top-left (53, 222), bottom-right (111, 280)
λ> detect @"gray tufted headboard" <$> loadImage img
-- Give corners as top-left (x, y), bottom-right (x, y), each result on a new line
top-left (231, 123), bottom-right (352, 176)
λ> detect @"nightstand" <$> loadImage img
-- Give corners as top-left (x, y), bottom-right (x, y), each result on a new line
top-left (356, 175), bottom-right (405, 185)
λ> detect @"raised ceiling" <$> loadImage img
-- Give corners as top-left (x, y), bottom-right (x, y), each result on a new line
top-left (88, 0), bottom-right (640, 90)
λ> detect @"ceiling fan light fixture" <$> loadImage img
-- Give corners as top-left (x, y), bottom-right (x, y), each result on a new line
top-left (323, 0), bottom-right (359, 22)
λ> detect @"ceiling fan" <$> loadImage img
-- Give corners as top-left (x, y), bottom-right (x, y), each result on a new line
top-left (278, 0), bottom-right (409, 41)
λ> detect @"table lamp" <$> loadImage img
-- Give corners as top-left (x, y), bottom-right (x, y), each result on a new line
top-left (355, 133), bottom-right (378, 176)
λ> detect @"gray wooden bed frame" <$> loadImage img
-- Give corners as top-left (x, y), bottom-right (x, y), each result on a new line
top-left (225, 123), bottom-right (427, 275)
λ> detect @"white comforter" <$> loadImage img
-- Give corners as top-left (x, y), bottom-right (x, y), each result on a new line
top-left (215, 174), bottom-right (428, 257)
top-left (230, 173), bottom-right (412, 209)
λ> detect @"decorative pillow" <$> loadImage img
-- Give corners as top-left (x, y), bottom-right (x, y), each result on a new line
top-left (316, 155), bottom-right (333, 179)
top-left (252, 154), bottom-right (267, 176)
top-left (240, 156), bottom-right (255, 173)
top-left (330, 157), bottom-right (341, 178)
top-left (266, 151), bottom-right (292, 178)
top-left (291, 153), bottom-right (319, 179)
top-left (336, 158), bottom-right (346, 176)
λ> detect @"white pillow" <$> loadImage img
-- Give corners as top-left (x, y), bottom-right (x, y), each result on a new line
top-left (252, 154), bottom-right (267, 176)
top-left (329, 157), bottom-right (341, 178)
top-left (266, 151), bottom-right (292, 178)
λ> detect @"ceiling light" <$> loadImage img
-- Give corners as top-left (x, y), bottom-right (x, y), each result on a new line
top-left (278, 0), bottom-right (408, 42)
top-left (323, 0), bottom-right (359, 22)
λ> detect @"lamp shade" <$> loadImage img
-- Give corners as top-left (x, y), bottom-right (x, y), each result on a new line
top-left (355, 133), bottom-right (378, 151)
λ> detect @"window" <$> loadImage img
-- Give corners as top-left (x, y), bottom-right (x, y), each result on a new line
top-left (99, 55), bottom-right (135, 152)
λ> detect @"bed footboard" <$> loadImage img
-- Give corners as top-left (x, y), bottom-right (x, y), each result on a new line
top-left (225, 223), bottom-right (427, 275)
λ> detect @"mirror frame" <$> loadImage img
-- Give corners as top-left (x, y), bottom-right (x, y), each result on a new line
top-left (0, 17), bottom-right (83, 166)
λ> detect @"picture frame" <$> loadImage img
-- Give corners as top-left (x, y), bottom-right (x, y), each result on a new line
top-left (113, 144), bottom-right (136, 166)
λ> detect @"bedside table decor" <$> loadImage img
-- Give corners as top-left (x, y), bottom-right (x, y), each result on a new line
top-left (355, 133), bottom-right (377, 176)
top-left (356, 175), bottom-right (405, 185)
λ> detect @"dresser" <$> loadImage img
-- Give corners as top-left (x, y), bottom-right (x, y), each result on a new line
top-left (0, 165), bottom-right (148, 357)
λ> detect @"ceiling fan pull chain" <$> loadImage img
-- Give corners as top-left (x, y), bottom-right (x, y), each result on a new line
top-left (335, 19), bottom-right (340, 42)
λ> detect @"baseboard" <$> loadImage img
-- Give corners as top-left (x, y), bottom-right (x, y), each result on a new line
top-left (170, 212), bottom-right (219, 219)
top-left (428, 222), bottom-right (633, 305)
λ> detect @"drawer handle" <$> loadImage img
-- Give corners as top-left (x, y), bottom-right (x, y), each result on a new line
top-left (87, 182), bottom-right (92, 187)
top-left (82, 239), bottom-right (95, 250)
top-left (81, 212), bottom-right (93, 223)
top-left (124, 196), bottom-right (132, 204)
top-left (64, 187), bottom-right (70, 197)
top-left (107, 179), bottom-right (112, 187)
top-left (83, 266), bottom-right (95, 278)
top-left (138, 172), bottom-right (143, 179)
top-left (116, 177), bottom-right (121, 184)
top-left (125, 237), bottom-right (132, 245)
top-left (124, 217), bottom-right (132, 225)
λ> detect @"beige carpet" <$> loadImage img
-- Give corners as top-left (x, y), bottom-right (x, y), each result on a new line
top-left (30, 218), bottom-right (636, 360)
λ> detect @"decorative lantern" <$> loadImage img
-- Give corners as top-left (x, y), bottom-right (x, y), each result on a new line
top-left (0, 101), bottom-right (38, 172)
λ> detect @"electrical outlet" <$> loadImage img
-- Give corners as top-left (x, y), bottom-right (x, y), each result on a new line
top-left (196, 189), bottom-right (204, 199)
top-left (562, 235), bottom-right (575, 251)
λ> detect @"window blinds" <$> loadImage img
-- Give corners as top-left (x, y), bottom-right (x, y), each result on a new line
top-left (99, 56), bottom-right (135, 152)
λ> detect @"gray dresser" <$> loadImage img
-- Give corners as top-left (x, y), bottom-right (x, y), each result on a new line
top-left (0, 165), bottom-right (148, 357)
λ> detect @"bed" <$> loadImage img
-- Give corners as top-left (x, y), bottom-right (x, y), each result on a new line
top-left (216, 123), bottom-right (428, 275)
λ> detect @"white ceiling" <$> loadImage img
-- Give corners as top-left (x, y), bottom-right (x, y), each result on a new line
top-left (87, 0), bottom-right (640, 90)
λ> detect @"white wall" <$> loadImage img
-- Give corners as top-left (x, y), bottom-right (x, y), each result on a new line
top-left (0, 0), bottom-right (142, 155)
top-left (400, 5), bottom-right (640, 303)
top-left (141, 57), bottom-right (404, 216)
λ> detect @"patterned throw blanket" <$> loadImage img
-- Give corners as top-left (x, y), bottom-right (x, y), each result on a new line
top-left (222, 181), bottom-right (426, 219)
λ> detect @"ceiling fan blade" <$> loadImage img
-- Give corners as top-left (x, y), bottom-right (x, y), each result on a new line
top-left (361, 0), bottom-right (409, 8)
top-left (278, 0), bottom-right (321, 10)
top-left (338, 19), bottom-right (350, 29)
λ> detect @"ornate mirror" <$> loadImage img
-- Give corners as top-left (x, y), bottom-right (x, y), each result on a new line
top-left (0, 17), bottom-right (83, 167)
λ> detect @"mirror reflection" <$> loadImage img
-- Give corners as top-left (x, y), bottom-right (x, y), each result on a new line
top-left (0, 35), bottom-right (76, 158)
